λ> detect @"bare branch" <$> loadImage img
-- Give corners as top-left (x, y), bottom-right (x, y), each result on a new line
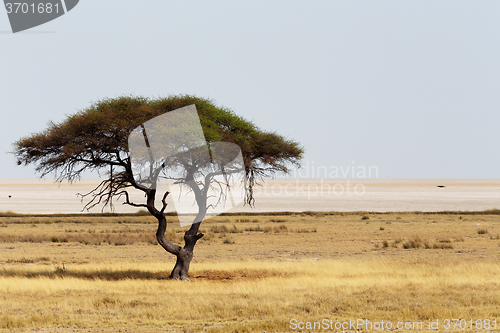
top-left (160, 191), bottom-right (170, 214)
top-left (119, 191), bottom-right (148, 208)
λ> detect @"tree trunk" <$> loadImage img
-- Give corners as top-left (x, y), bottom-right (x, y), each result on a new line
top-left (155, 211), bottom-right (204, 280)
top-left (151, 187), bottom-right (206, 280)
top-left (168, 220), bottom-right (204, 280)
top-left (169, 248), bottom-right (193, 280)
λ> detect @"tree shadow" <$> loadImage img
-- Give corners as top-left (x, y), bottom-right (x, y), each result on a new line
top-left (0, 267), bottom-right (294, 281)
top-left (0, 267), bottom-right (168, 280)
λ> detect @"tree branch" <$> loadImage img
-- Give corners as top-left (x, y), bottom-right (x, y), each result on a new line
top-left (160, 191), bottom-right (169, 214)
top-left (119, 191), bottom-right (148, 208)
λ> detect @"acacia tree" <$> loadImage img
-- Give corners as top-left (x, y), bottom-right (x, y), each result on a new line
top-left (13, 95), bottom-right (303, 280)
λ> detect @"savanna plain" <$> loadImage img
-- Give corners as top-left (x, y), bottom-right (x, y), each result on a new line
top-left (1, 211), bottom-right (500, 333)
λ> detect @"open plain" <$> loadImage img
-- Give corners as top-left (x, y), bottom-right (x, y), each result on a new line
top-left (1, 211), bottom-right (500, 332)
top-left (2, 178), bottom-right (500, 214)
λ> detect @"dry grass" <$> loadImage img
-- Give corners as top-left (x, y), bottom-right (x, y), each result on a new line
top-left (0, 212), bottom-right (500, 332)
top-left (0, 261), bottom-right (499, 332)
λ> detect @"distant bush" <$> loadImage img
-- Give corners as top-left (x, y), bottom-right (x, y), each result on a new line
top-left (210, 225), bottom-right (229, 233)
top-left (222, 238), bottom-right (235, 244)
top-left (439, 238), bottom-right (452, 243)
top-left (403, 236), bottom-right (427, 249)
top-left (0, 211), bottom-right (22, 217)
top-left (432, 243), bottom-right (453, 249)
top-left (270, 218), bottom-right (287, 223)
top-left (210, 225), bottom-right (241, 233)
top-left (0, 229), bottom-right (157, 246)
top-left (273, 225), bottom-right (288, 233)
top-left (245, 225), bottom-right (263, 232)
top-left (296, 228), bottom-right (317, 233)
top-left (378, 236), bottom-right (453, 250)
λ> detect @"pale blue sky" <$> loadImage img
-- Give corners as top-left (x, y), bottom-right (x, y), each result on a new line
top-left (2, 1), bottom-right (500, 179)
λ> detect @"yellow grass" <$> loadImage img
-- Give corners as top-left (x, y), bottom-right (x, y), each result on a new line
top-left (1, 212), bottom-right (500, 332)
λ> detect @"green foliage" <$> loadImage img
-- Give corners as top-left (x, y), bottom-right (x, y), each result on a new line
top-left (14, 95), bottom-right (302, 175)
top-left (13, 95), bottom-right (303, 209)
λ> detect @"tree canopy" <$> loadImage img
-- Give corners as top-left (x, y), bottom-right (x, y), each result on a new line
top-left (13, 95), bottom-right (304, 280)
top-left (14, 95), bottom-right (303, 208)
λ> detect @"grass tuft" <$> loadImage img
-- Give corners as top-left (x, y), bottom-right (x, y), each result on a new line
top-left (379, 236), bottom-right (454, 250)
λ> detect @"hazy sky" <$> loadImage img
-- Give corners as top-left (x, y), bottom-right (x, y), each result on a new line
top-left (2, 1), bottom-right (500, 179)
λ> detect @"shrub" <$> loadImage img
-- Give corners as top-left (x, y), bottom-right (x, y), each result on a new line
top-left (403, 236), bottom-right (425, 249)
top-left (296, 228), bottom-right (316, 233)
top-left (245, 225), bottom-right (262, 232)
top-left (273, 224), bottom-right (288, 233)
top-left (222, 238), bottom-right (234, 244)
top-left (399, 236), bottom-right (453, 250)
top-left (433, 243), bottom-right (453, 249)
top-left (210, 225), bottom-right (229, 233)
